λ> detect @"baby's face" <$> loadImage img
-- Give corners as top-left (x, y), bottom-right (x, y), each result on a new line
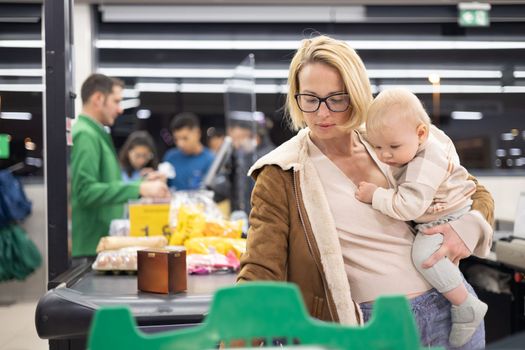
top-left (369, 120), bottom-right (422, 168)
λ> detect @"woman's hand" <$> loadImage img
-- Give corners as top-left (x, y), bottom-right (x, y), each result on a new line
top-left (143, 171), bottom-right (168, 183)
top-left (139, 167), bottom-right (155, 177)
top-left (139, 180), bottom-right (170, 199)
top-left (421, 223), bottom-right (471, 268)
top-left (355, 181), bottom-right (377, 204)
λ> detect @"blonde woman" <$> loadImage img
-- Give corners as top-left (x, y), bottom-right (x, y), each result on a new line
top-left (237, 35), bottom-right (493, 349)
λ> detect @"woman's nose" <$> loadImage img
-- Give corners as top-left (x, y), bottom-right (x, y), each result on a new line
top-left (317, 101), bottom-right (331, 116)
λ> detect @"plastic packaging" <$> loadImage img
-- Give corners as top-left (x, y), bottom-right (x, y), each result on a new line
top-left (184, 237), bottom-right (246, 259)
top-left (92, 247), bottom-right (140, 271)
top-left (187, 251), bottom-right (240, 275)
top-left (158, 161), bottom-right (176, 179)
top-left (96, 236), bottom-right (167, 253)
top-left (109, 219), bottom-right (130, 236)
top-left (168, 190), bottom-right (243, 246)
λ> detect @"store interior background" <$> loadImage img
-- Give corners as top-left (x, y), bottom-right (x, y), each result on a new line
top-left (0, 0), bottom-right (524, 317)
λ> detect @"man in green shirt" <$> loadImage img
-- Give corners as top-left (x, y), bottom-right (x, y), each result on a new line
top-left (71, 74), bottom-right (169, 257)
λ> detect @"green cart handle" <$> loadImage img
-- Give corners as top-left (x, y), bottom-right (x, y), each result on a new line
top-left (87, 282), bottom-right (442, 350)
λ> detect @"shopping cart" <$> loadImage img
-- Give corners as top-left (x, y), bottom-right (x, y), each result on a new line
top-left (87, 282), bottom-right (442, 349)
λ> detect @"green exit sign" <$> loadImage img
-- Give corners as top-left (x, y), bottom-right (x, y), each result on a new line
top-left (458, 2), bottom-right (491, 27)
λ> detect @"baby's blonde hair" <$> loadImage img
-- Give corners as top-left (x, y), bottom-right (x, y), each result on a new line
top-left (366, 87), bottom-right (430, 136)
top-left (286, 35), bottom-right (373, 131)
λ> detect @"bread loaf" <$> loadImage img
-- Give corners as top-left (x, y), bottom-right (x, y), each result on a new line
top-left (96, 236), bottom-right (167, 253)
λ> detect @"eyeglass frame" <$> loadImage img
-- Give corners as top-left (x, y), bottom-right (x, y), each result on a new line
top-left (129, 149), bottom-right (154, 161)
top-left (294, 92), bottom-right (351, 113)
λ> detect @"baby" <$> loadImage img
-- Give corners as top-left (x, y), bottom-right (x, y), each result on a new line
top-left (355, 87), bottom-right (488, 348)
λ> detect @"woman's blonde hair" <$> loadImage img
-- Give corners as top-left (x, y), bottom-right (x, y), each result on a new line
top-left (286, 35), bottom-right (373, 131)
top-left (366, 87), bottom-right (430, 136)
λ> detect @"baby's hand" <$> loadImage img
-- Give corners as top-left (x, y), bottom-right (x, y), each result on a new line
top-left (355, 181), bottom-right (377, 204)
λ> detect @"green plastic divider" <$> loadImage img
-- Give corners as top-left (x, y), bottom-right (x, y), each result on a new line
top-left (87, 282), bottom-right (443, 350)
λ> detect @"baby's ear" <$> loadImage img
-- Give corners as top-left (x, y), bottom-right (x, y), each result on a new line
top-left (416, 123), bottom-right (429, 143)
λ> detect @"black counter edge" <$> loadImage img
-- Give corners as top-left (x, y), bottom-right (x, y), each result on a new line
top-left (35, 290), bottom-right (95, 340)
top-left (47, 261), bottom-right (92, 290)
top-left (35, 289), bottom-right (205, 340)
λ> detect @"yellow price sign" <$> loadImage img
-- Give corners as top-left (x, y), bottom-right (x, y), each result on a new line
top-left (129, 203), bottom-right (171, 240)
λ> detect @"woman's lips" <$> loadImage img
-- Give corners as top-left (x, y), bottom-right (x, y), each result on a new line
top-left (318, 123), bottom-right (335, 128)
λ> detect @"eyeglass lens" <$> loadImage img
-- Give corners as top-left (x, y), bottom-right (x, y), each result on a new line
top-left (295, 93), bottom-right (350, 112)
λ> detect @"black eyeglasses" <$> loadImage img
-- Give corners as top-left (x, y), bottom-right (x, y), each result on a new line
top-left (294, 92), bottom-right (350, 113)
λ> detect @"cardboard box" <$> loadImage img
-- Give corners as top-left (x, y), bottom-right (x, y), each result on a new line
top-left (137, 248), bottom-right (187, 294)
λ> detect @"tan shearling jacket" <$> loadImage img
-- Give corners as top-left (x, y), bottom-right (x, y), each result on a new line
top-left (236, 128), bottom-right (494, 325)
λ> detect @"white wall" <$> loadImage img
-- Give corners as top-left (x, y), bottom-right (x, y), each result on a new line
top-left (477, 176), bottom-right (525, 223)
top-left (73, 4), bottom-right (94, 116)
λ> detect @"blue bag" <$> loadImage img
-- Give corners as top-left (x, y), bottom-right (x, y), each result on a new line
top-left (0, 170), bottom-right (32, 227)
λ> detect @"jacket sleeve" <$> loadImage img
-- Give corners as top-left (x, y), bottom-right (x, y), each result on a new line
top-left (237, 166), bottom-right (290, 282)
top-left (71, 132), bottom-right (140, 208)
top-left (449, 174), bottom-right (494, 257)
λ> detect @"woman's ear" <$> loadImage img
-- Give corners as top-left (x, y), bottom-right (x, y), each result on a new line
top-left (416, 123), bottom-right (429, 144)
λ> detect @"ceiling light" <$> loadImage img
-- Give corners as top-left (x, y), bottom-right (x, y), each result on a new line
top-left (100, 67), bottom-right (502, 80)
top-left (378, 84), bottom-right (502, 94)
top-left (180, 83), bottom-right (226, 94)
top-left (120, 98), bottom-right (141, 110)
top-left (0, 40), bottom-right (43, 48)
top-left (502, 86), bottom-right (525, 93)
top-left (509, 148), bottom-right (522, 156)
top-left (0, 112), bottom-right (32, 120)
top-left (136, 109), bottom-right (151, 119)
top-left (99, 5), bottom-right (366, 23)
top-left (122, 89), bottom-right (140, 98)
top-left (495, 149), bottom-right (506, 157)
top-left (95, 39), bottom-right (525, 51)
top-left (135, 82), bottom-right (178, 93)
top-left (132, 82), bottom-right (523, 95)
top-left (450, 111), bottom-right (483, 120)
top-left (134, 82), bottom-right (286, 94)
top-left (99, 67), bottom-right (234, 79)
top-left (0, 68), bottom-right (44, 77)
top-left (95, 39), bottom-right (299, 50)
top-left (0, 84), bottom-right (44, 92)
top-left (369, 69), bottom-right (501, 79)
top-left (428, 73), bottom-right (441, 84)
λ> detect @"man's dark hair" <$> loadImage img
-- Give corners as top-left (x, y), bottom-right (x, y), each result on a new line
top-left (169, 112), bottom-right (201, 133)
top-left (81, 73), bottom-right (124, 105)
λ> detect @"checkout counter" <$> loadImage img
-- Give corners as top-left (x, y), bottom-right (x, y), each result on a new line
top-left (35, 194), bottom-right (525, 349)
top-left (35, 261), bottom-right (236, 350)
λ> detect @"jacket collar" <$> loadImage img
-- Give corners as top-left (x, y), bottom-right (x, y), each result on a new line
top-left (248, 128), bottom-right (309, 176)
top-left (76, 114), bottom-right (117, 155)
top-left (78, 114), bottom-right (105, 131)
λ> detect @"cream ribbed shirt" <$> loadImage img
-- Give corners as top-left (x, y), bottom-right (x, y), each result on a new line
top-left (307, 136), bottom-right (431, 303)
